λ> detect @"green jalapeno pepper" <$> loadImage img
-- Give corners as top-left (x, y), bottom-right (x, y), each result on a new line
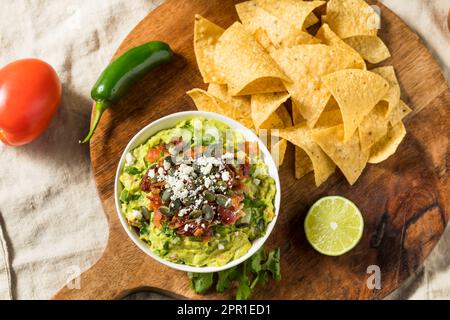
top-left (80, 41), bottom-right (173, 143)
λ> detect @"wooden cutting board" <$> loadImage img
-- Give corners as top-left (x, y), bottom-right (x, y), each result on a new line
top-left (54, 0), bottom-right (450, 300)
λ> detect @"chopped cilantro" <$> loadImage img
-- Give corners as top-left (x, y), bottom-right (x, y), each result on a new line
top-left (188, 272), bottom-right (214, 294)
top-left (187, 246), bottom-right (281, 300)
top-left (161, 223), bottom-right (177, 238)
top-left (243, 197), bottom-right (267, 209)
top-left (124, 166), bottom-right (142, 175)
top-left (216, 267), bottom-right (240, 293)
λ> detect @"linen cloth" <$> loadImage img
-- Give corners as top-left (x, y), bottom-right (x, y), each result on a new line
top-left (0, 0), bottom-right (448, 300)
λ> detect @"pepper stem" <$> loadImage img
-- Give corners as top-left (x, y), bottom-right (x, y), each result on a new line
top-left (80, 100), bottom-right (110, 144)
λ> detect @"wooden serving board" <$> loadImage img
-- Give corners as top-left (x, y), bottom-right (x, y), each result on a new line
top-left (54, 0), bottom-right (450, 300)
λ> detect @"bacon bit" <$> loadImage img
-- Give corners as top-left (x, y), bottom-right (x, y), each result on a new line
top-left (203, 228), bottom-right (213, 240)
top-left (169, 217), bottom-right (187, 230)
top-left (141, 171), bottom-right (166, 193)
top-left (193, 228), bottom-right (204, 237)
top-left (176, 223), bottom-right (193, 236)
top-left (140, 172), bottom-right (152, 192)
top-left (152, 181), bottom-right (166, 189)
top-left (231, 194), bottom-right (244, 208)
top-left (241, 162), bottom-right (251, 177)
top-left (151, 189), bottom-right (161, 196)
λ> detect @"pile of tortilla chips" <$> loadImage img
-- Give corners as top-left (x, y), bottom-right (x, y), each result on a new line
top-left (187, 0), bottom-right (411, 186)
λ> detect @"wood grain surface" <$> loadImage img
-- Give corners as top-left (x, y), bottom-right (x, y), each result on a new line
top-left (53, 0), bottom-right (450, 300)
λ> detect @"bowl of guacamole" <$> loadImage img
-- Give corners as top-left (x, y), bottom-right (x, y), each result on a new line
top-left (115, 111), bottom-right (280, 273)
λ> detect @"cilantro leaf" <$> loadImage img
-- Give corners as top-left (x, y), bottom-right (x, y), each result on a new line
top-left (139, 222), bottom-right (150, 238)
top-left (262, 248), bottom-right (281, 281)
top-left (186, 246), bottom-right (281, 299)
top-left (246, 247), bottom-right (265, 274)
top-left (236, 265), bottom-right (252, 300)
top-left (216, 266), bottom-right (240, 293)
top-left (124, 166), bottom-right (142, 175)
top-left (243, 197), bottom-right (267, 209)
top-left (188, 272), bottom-right (214, 294)
top-left (161, 223), bottom-right (177, 238)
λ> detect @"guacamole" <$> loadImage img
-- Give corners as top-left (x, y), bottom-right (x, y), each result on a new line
top-left (119, 118), bottom-right (276, 267)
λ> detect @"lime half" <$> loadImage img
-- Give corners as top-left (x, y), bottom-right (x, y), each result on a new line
top-left (304, 196), bottom-right (364, 256)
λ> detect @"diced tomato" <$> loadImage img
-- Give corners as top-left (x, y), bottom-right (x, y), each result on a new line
top-left (218, 206), bottom-right (239, 225)
top-left (153, 210), bottom-right (162, 228)
top-left (146, 144), bottom-right (167, 163)
top-left (148, 195), bottom-right (163, 228)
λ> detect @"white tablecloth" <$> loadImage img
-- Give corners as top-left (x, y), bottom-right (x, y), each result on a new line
top-left (0, 0), bottom-right (448, 300)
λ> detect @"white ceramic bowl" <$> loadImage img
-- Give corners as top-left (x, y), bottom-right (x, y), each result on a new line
top-left (114, 111), bottom-right (281, 273)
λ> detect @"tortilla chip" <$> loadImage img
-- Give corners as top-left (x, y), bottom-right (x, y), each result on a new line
top-left (369, 121), bottom-right (406, 164)
top-left (358, 103), bottom-right (389, 151)
top-left (291, 100), bottom-right (305, 125)
top-left (258, 110), bottom-right (284, 129)
top-left (388, 100), bottom-right (412, 126)
top-left (255, 99), bottom-right (290, 169)
top-left (187, 88), bottom-right (226, 113)
top-left (343, 35), bottom-right (390, 64)
top-left (206, 84), bottom-right (254, 129)
top-left (315, 108), bottom-right (343, 128)
top-left (291, 101), bottom-right (313, 178)
top-left (257, 131), bottom-right (287, 167)
top-left (251, 92), bottom-right (290, 129)
top-left (214, 22), bottom-right (289, 96)
top-left (312, 125), bottom-right (369, 185)
top-left (295, 147), bottom-right (314, 179)
top-left (370, 66), bottom-right (400, 117)
top-left (323, 95), bottom-right (340, 112)
top-left (322, 69), bottom-right (389, 141)
top-left (262, 105), bottom-right (292, 130)
top-left (187, 87), bottom-right (254, 129)
top-left (276, 103), bottom-right (292, 126)
top-left (258, 105), bottom-right (290, 170)
top-left (251, 28), bottom-right (275, 52)
top-left (271, 138), bottom-right (288, 167)
top-left (304, 12), bottom-right (320, 29)
top-left (255, 0), bottom-right (326, 30)
top-left (272, 44), bottom-right (361, 127)
top-left (276, 124), bottom-right (336, 186)
top-left (207, 83), bottom-right (248, 108)
top-left (315, 24), bottom-right (366, 69)
top-left (236, 1), bottom-right (321, 49)
top-left (194, 15), bottom-right (225, 83)
top-left (326, 0), bottom-right (380, 38)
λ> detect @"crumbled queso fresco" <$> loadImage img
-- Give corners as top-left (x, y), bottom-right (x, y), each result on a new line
top-left (147, 152), bottom-right (236, 216)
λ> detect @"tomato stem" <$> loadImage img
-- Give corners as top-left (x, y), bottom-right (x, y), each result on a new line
top-left (79, 100), bottom-right (110, 144)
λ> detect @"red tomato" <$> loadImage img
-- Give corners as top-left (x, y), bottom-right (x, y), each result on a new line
top-left (146, 144), bottom-right (167, 163)
top-left (218, 206), bottom-right (239, 225)
top-left (0, 59), bottom-right (61, 146)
